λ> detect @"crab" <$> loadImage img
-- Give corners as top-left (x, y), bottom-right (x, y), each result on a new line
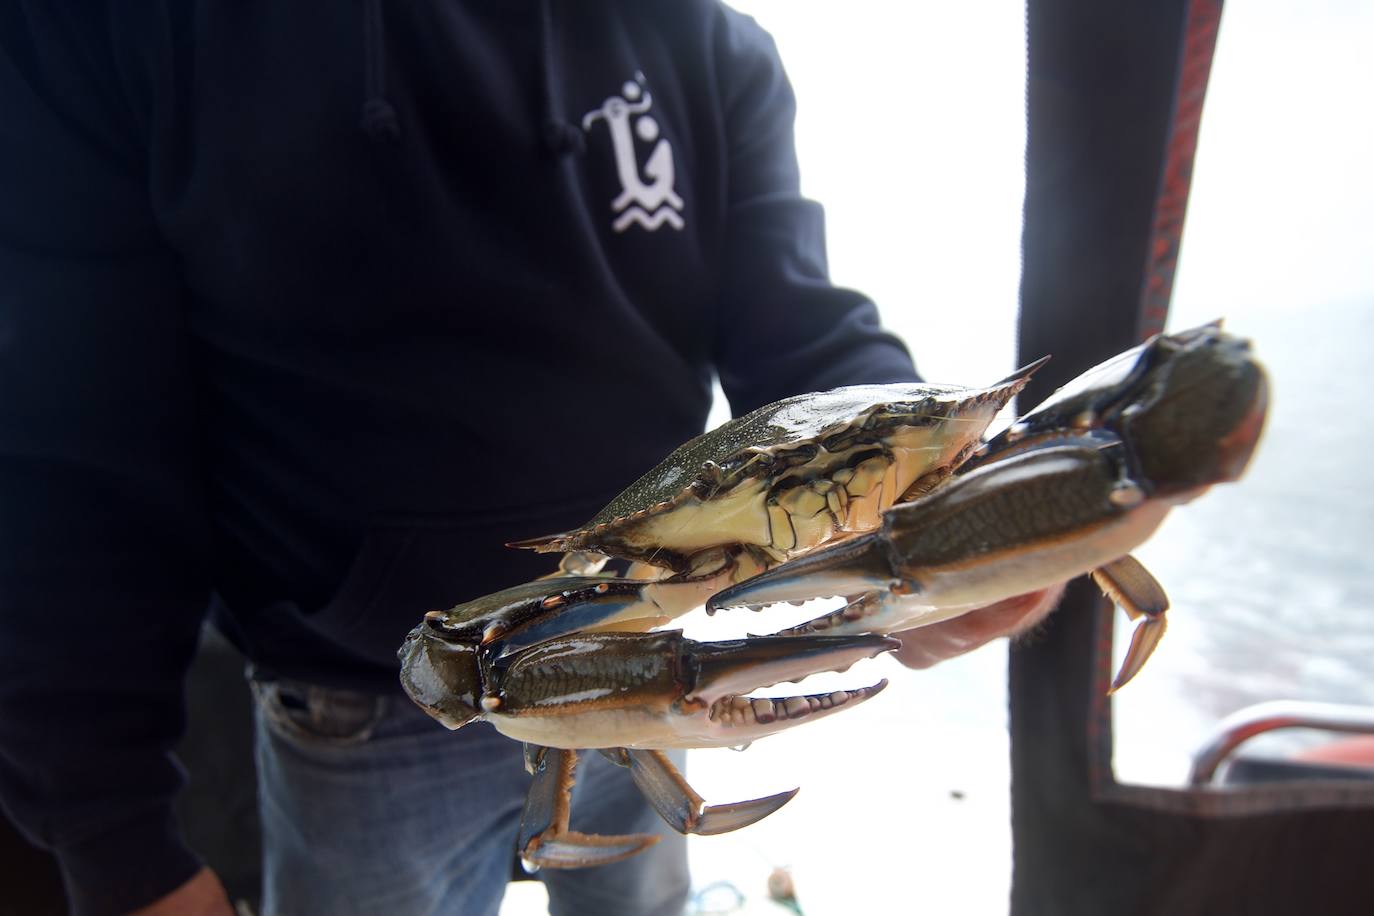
top-left (398, 591), bottom-right (895, 867)
top-left (707, 323), bottom-right (1269, 691)
top-left (506, 366), bottom-right (1046, 622)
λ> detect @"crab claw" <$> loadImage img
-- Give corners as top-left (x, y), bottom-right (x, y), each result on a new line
top-left (711, 439), bottom-right (1190, 626)
top-left (423, 575), bottom-right (673, 660)
top-left (705, 532), bottom-right (984, 639)
top-left (482, 630), bottom-right (896, 750)
top-left (707, 530), bottom-right (894, 616)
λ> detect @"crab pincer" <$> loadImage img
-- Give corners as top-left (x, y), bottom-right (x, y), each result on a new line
top-left (477, 630), bottom-right (896, 750)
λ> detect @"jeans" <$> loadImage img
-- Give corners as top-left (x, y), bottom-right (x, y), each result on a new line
top-left (250, 676), bottom-right (689, 916)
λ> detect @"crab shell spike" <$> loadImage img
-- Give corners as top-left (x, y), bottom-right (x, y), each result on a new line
top-left (995, 353), bottom-right (1052, 386)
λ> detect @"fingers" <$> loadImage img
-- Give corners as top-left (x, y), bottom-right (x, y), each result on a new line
top-left (125, 867), bottom-right (234, 916)
top-left (891, 584), bottom-right (1066, 670)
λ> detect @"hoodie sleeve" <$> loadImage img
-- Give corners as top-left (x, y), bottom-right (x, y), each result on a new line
top-left (0, 7), bottom-right (212, 914)
top-left (709, 9), bottom-right (919, 416)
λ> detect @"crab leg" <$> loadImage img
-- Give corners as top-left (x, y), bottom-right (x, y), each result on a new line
top-left (517, 745), bottom-right (659, 870)
top-left (1092, 554), bottom-right (1170, 692)
top-left (601, 747), bottom-right (800, 836)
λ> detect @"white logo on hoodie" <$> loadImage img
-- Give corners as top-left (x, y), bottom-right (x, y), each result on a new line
top-left (582, 73), bottom-right (685, 233)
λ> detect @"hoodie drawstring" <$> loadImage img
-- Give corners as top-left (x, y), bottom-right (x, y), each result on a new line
top-left (361, 0), bottom-right (400, 140)
top-left (539, 0), bottom-right (584, 156)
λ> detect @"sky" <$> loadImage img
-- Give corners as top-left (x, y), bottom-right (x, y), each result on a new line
top-left (711, 0), bottom-right (1373, 392)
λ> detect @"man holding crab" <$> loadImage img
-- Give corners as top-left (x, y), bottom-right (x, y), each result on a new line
top-left (0, 3), bottom-right (1060, 914)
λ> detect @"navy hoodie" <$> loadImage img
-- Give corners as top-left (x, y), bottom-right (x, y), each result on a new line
top-left (0, 1), bottom-right (916, 911)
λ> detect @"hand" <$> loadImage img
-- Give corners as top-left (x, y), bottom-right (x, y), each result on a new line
top-left (891, 584), bottom-right (1066, 669)
top-left (127, 867), bottom-right (234, 916)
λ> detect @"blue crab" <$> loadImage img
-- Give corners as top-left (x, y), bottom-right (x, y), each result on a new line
top-left (708, 323), bottom-right (1269, 691)
top-left (399, 587), bottom-right (896, 866)
top-left (507, 369), bottom-right (1046, 619)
